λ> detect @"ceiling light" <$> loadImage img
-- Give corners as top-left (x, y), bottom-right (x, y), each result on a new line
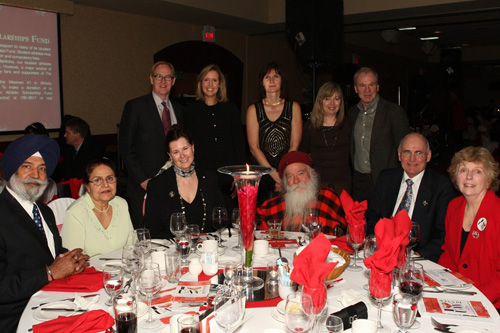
top-left (420, 36), bottom-right (440, 41)
top-left (434, 30), bottom-right (442, 34)
top-left (398, 27), bottom-right (416, 31)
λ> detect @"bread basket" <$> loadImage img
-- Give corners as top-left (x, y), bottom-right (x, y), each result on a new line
top-left (325, 247), bottom-right (350, 281)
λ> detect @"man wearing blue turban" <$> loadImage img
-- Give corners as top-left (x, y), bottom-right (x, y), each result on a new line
top-left (0, 135), bottom-right (90, 331)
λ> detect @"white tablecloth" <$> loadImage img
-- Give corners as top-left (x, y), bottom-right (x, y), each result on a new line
top-left (18, 231), bottom-right (500, 332)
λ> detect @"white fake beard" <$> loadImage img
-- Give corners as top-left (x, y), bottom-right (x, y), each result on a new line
top-left (9, 173), bottom-right (48, 202)
top-left (283, 171), bottom-right (319, 219)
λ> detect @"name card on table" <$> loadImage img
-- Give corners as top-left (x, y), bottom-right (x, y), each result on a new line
top-left (268, 239), bottom-right (298, 248)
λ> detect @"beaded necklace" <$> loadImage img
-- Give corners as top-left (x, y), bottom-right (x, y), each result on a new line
top-left (176, 175), bottom-right (207, 232)
top-left (322, 126), bottom-right (338, 148)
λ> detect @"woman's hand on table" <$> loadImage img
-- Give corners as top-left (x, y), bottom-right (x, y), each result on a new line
top-left (49, 248), bottom-right (90, 279)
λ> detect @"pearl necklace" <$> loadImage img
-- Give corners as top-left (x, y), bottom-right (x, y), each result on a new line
top-left (263, 98), bottom-right (282, 106)
top-left (93, 205), bottom-right (111, 213)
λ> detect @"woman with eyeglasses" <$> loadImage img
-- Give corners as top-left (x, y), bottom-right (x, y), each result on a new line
top-left (61, 157), bottom-right (135, 258)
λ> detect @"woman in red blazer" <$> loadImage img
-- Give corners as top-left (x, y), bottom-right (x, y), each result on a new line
top-left (439, 146), bottom-right (500, 310)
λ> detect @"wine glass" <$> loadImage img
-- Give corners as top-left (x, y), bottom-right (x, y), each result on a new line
top-left (399, 262), bottom-right (424, 329)
top-left (122, 244), bottom-right (140, 276)
top-left (176, 235), bottom-right (191, 266)
top-left (224, 261), bottom-right (238, 286)
top-left (231, 208), bottom-right (242, 251)
top-left (393, 293), bottom-right (418, 333)
top-left (346, 224), bottom-right (365, 272)
top-left (186, 224), bottom-right (200, 252)
top-left (362, 235), bottom-right (377, 290)
top-left (212, 207), bottom-right (228, 249)
top-left (137, 262), bottom-right (162, 330)
top-left (302, 209), bottom-right (320, 242)
top-left (369, 270), bottom-right (393, 333)
top-left (316, 314), bottom-right (344, 333)
top-left (134, 228), bottom-right (152, 266)
top-left (407, 222), bottom-right (421, 263)
top-left (285, 292), bottom-right (315, 333)
top-left (103, 266), bottom-right (123, 306)
top-left (213, 287), bottom-right (246, 333)
top-left (301, 285), bottom-right (327, 332)
top-left (170, 212), bottom-right (187, 239)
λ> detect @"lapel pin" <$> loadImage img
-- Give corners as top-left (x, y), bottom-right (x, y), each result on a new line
top-left (422, 200), bottom-right (428, 206)
top-left (169, 191), bottom-right (175, 198)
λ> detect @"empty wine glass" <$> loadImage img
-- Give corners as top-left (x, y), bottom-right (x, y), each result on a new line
top-left (399, 262), bottom-right (424, 329)
top-left (363, 235), bottom-right (377, 290)
top-left (170, 212), bottom-right (187, 239)
top-left (407, 222), bottom-right (421, 263)
top-left (393, 293), bottom-right (418, 333)
top-left (122, 244), bottom-right (140, 276)
top-left (103, 266), bottom-right (123, 306)
top-left (212, 207), bottom-right (228, 249)
top-left (213, 287), bottom-right (246, 333)
top-left (176, 235), bottom-right (191, 266)
top-left (285, 292), bottom-right (315, 333)
top-left (369, 270), bottom-right (393, 333)
top-left (232, 208), bottom-right (242, 251)
top-left (137, 262), bottom-right (162, 330)
top-left (186, 224), bottom-right (200, 252)
top-left (301, 285), bottom-right (327, 332)
top-left (302, 209), bottom-right (321, 242)
top-left (134, 228), bottom-right (152, 266)
top-left (347, 224), bottom-right (365, 272)
top-left (224, 261), bottom-right (238, 286)
top-left (316, 314), bottom-right (344, 333)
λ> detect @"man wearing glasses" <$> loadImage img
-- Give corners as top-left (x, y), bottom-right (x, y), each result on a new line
top-left (365, 133), bottom-right (457, 262)
top-left (120, 61), bottom-right (184, 227)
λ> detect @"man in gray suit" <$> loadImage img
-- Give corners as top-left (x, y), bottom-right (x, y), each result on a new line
top-left (349, 67), bottom-right (410, 202)
top-left (120, 61), bottom-right (184, 227)
top-left (365, 133), bottom-right (457, 262)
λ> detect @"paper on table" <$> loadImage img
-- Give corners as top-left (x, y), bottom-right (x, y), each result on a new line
top-left (424, 269), bottom-right (474, 287)
top-left (420, 297), bottom-right (492, 320)
top-left (172, 280), bottom-right (211, 303)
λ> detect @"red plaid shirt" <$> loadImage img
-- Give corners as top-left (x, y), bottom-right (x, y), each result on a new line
top-left (257, 188), bottom-right (346, 235)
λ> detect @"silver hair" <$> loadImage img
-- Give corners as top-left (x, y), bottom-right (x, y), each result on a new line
top-left (8, 173), bottom-right (48, 202)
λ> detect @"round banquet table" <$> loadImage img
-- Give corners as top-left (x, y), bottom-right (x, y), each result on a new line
top-left (18, 231), bottom-right (500, 332)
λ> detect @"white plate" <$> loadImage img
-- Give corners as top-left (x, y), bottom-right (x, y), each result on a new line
top-left (218, 255), bottom-right (243, 268)
top-left (254, 248), bottom-right (277, 258)
top-left (455, 328), bottom-right (490, 333)
top-left (33, 301), bottom-right (78, 321)
top-left (94, 260), bottom-right (124, 272)
top-left (276, 299), bottom-right (286, 315)
top-left (196, 247), bottom-right (225, 256)
top-left (271, 307), bottom-right (284, 323)
top-left (151, 239), bottom-right (172, 249)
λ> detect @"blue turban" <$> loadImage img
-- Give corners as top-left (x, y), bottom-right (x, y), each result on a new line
top-left (2, 134), bottom-right (60, 181)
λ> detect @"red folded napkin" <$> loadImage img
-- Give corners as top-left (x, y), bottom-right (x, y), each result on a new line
top-left (41, 267), bottom-right (103, 292)
top-left (329, 236), bottom-right (353, 254)
top-left (291, 233), bottom-right (337, 310)
top-left (340, 190), bottom-right (367, 244)
top-left (32, 309), bottom-right (114, 333)
top-left (363, 210), bottom-right (411, 298)
top-left (57, 178), bottom-right (83, 199)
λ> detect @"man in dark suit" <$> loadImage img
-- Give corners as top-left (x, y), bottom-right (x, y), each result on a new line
top-left (0, 135), bottom-right (88, 331)
top-left (349, 67), bottom-right (410, 202)
top-left (119, 61), bottom-right (184, 227)
top-left (57, 116), bottom-right (106, 180)
top-left (365, 133), bottom-right (457, 262)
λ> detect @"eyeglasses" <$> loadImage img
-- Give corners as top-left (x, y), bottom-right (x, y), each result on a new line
top-left (89, 175), bottom-right (117, 186)
top-left (401, 150), bottom-right (426, 158)
top-left (152, 74), bottom-right (175, 82)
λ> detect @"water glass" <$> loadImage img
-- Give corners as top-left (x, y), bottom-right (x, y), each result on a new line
top-left (170, 212), bottom-right (187, 239)
top-left (137, 262), bottom-right (162, 330)
top-left (164, 251), bottom-right (181, 283)
top-left (214, 287), bottom-right (246, 333)
top-left (285, 292), bottom-right (314, 333)
top-left (113, 293), bottom-right (137, 333)
top-left (223, 261), bottom-right (238, 286)
top-left (122, 244), bottom-right (140, 275)
top-left (315, 314), bottom-right (344, 333)
top-left (103, 266), bottom-right (123, 306)
top-left (176, 236), bottom-right (191, 266)
top-left (393, 293), bottom-right (418, 333)
top-left (177, 314), bottom-right (200, 333)
top-left (186, 224), bottom-right (200, 252)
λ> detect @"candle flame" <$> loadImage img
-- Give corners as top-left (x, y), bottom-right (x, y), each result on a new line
top-left (246, 164), bottom-right (250, 172)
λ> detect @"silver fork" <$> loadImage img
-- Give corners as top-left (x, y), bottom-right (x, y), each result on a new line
top-left (431, 317), bottom-right (458, 330)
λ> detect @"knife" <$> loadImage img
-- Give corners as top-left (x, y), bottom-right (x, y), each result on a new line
top-left (152, 241), bottom-right (170, 249)
top-left (31, 294), bottom-right (99, 309)
top-left (423, 289), bottom-right (477, 295)
top-left (99, 257), bottom-right (121, 261)
top-left (40, 308), bottom-right (88, 312)
top-left (199, 306), bottom-right (214, 321)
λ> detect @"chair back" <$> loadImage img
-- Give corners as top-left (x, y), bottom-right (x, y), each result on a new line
top-left (48, 197), bottom-right (76, 232)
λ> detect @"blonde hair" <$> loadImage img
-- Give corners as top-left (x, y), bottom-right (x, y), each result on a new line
top-left (310, 82), bottom-right (345, 129)
top-left (448, 146), bottom-right (499, 191)
top-left (195, 64), bottom-right (228, 102)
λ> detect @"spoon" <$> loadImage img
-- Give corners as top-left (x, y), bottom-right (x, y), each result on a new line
top-left (276, 246), bottom-right (289, 267)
